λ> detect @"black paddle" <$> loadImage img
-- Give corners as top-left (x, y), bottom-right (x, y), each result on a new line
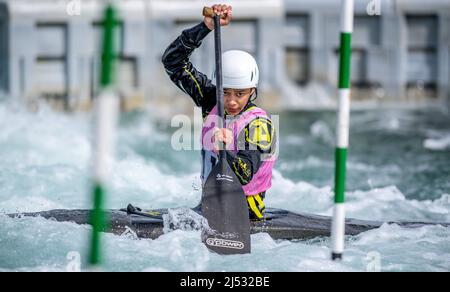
top-left (200, 7), bottom-right (251, 255)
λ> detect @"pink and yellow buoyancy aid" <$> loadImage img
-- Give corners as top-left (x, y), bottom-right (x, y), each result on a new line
top-left (201, 105), bottom-right (276, 196)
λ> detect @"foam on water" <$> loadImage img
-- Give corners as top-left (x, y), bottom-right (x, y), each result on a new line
top-left (268, 171), bottom-right (450, 222)
top-left (310, 120), bottom-right (334, 146)
top-left (3, 212), bottom-right (449, 272)
top-left (424, 132), bottom-right (450, 151)
top-left (1, 101), bottom-right (450, 271)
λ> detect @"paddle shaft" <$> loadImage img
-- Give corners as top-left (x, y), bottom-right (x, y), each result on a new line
top-left (213, 14), bottom-right (226, 160)
top-left (201, 7), bottom-right (251, 255)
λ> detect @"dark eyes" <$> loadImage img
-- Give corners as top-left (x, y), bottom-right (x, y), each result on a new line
top-left (224, 92), bottom-right (246, 97)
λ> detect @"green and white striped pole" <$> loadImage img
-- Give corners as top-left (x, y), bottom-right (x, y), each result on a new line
top-left (89, 3), bottom-right (119, 267)
top-left (331, 0), bottom-right (353, 261)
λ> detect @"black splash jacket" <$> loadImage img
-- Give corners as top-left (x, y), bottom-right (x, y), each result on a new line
top-left (162, 22), bottom-right (276, 186)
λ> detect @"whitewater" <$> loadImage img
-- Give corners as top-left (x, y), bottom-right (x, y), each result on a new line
top-left (0, 100), bottom-right (449, 272)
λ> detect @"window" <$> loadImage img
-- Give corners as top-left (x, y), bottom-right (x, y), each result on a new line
top-left (91, 20), bottom-right (139, 98)
top-left (333, 16), bottom-right (381, 91)
top-left (286, 47), bottom-right (309, 85)
top-left (406, 15), bottom-right (438, 98)
top-left (35, 23), bottom-right (68, 102)
top-left (284, 14), bottom-right (310, 85)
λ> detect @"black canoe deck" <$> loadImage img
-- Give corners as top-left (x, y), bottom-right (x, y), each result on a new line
top-left (7, 207), bottom-right (449, 240)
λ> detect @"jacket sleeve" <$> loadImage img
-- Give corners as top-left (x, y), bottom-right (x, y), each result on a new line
top-left (226, 116), bottom-right (276, 186)
top-left (161, 22), bottom-right (217, 116)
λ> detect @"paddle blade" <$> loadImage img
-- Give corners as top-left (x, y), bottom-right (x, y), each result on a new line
top-left (201, 158), bottom-right (251, 254)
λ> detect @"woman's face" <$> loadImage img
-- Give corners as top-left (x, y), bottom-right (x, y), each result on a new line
top-left (223, 88), bottom-right (255, 116)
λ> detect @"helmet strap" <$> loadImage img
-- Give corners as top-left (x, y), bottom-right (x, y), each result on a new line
top-left (249, 88), bottom-right (258, 102)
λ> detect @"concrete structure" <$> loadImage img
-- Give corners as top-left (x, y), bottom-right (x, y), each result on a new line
top-left (0, 0), bottom-right (449, 112)
top-left (282, 0), bottom-right (450, 109)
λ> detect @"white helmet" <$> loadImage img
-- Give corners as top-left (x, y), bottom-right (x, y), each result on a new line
top-left (211, 50), bottom-right (259, 89)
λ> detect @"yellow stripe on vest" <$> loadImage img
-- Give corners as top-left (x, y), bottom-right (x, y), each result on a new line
top-left (254, 194), bottom-right (265, 211)
top-left (247, 196), bottom-right (263, 219)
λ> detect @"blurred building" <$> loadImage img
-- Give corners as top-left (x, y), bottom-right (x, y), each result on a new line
top-left (0, 0), bottom-right (449, 112)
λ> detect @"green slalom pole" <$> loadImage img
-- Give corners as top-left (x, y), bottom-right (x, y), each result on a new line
top-left (89, 3), bottom-right (119, 267)
top-left (331, 0), bottom-right (354, 261)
